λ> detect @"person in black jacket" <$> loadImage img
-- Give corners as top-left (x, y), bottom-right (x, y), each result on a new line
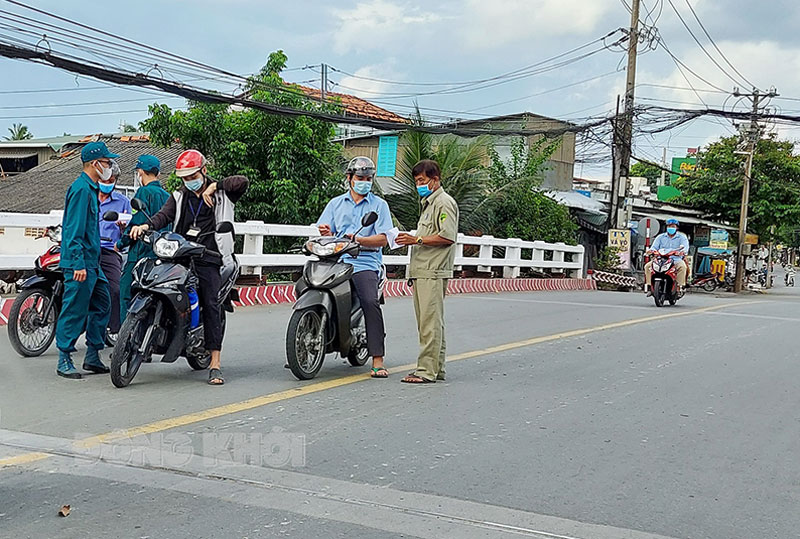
top-left (130, 150), bottom-right (248, 386)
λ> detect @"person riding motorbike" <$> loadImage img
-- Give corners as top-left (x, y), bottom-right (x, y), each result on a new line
top-left (129, 150), bottom-right (249, 386)
top-left (316, 156), bottom-right (393, 378)
top-left (644, 218), bottom-right (689, 296)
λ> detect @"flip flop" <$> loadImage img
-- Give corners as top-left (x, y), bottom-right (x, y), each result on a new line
top-left (208, 368), bottom-right (224, 385)
top-left (370, 367), bottom-right (389, 378)
top-left (401, 373), bottom-right (435, 384)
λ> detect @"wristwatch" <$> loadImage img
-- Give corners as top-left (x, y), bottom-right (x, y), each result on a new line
top-left (416, 237), bottom-right (424, 245)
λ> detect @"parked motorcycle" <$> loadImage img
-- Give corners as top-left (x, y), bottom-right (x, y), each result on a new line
top-left (650, 249), bottom-right (684, 307)
top-left (107, 202), bottom-right (239, 388)
top-left (286, 211), bottom-right (384, 380)
top-left (7, 225), bottom-right (63, 357)
top-left (689, 271), bottom-right (721, 292)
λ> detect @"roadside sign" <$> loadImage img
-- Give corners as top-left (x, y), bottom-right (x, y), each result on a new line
top-left (670, 156), bottom-right (697, 183)
top-left (608, 228), bottom-right (631, 270)
top-left (745, 234), bottom-right (759, 245)
top-left (710, 229), bottom-right (729, 249)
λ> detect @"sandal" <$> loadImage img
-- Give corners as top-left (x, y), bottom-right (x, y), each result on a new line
top-left (208, 368), bottom-right (224, 385)
top-left (401, 373), bottom-right (435, 384)
top-left (370, 367), bottom-right (389, 378)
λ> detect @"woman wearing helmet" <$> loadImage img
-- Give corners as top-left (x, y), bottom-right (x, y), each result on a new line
top-left (130, 149), bottom-right (249, 385)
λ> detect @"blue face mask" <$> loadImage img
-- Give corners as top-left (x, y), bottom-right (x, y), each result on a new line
top-left (667, 226), bottom-right (677, 235)
top-left (98, 182), bottom-right (115, 194)
top-left (184, 178), bottom-right (203, 192)
top-left (353, 180), bottom-right (372, 195)
top-left (417, 185), bottom-right (432, 197)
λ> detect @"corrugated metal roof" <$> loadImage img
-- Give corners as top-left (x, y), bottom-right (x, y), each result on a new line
top-left (0, 150), bottom-right (37, 159)
top-left (0, 135), bottom-right (183, 213)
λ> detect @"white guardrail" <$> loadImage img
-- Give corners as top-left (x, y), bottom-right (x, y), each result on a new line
top-left (0, 211), bottom-right (585, 278)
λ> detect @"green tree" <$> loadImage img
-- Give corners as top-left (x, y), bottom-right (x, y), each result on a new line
top-left (675, 134), bottom-right (800, 237)
top-left (630, 161), bottom-right (662, 188)
top-left (142, 50), bottom-right (344, 249)
top-left (383, 114), bottom-right (490, 232)
top-left (4, 123), bottom-right (33, 141)
top-left (122, 124), bottom-right (137, 133)
top-left (476, 136), bottom-right (578, 244)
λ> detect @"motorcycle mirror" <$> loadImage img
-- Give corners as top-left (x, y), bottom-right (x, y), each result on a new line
top-left (130, 198), bottom-right (145, 211)
top-left (216, 222), bottom-right (234, 234)
top-left (102, 211), bottom-right (119, 222)
top-left (361, 211), bottom-right (378, 227)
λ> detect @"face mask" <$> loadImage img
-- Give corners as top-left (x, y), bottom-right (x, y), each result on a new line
top-left (133, 171), bottom-right (143, 189)
top-left (353, 180), bottom-right (372, 195)
top-left (417, 184), bottom-right (432, 198)
top-left (98, 182), bottom-right (115, 194)
top-left (184, 178), bottom-right (203, 192)
top-left (667, 226), bottom-right (677, 235)
top-left (95, 162), bottom-right (112, 182)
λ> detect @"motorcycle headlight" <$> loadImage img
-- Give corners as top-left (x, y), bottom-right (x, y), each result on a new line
top-left (153, 237), bottom-right (180, 259)
top-left (306, 240), bottom-right (348, 257)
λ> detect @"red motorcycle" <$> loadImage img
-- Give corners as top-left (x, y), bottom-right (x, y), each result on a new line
top-left (7, 225), bottom-right (64, 357)
top-left (649, 248), bottom-right (684, 307)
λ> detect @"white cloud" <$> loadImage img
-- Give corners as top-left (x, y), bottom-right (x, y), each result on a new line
top-left (335, 61), bottom-right (401, 99)
top-left (331, 0), bottom-right (443, 54)
top-left (460, 0), bottom-right (613, 49)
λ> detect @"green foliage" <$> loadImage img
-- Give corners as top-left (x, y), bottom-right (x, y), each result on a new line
top-left (384, 110), bottom-right (577, 245)
top-left (142, 50), bottom-right (345, 250)
top-left (675, 135), bottom-right (800, 237)
top-left (383, 109), bottom-right (490, 231)
top-left (593, 245), bottom-right (623, 273)
top-left (4, 123), bottom-right (33, 141)
top-left (122, 124), bottom-right (137, 133)
top-left (475, 136), bottom-right (578, 244)
top-left (630, 161), bottom-right (662, 188)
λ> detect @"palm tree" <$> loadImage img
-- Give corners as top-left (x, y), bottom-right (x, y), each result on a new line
top-left (383, 109), bottom-right (491, 232)
top-left (4, 123), bottom-right (33, 141)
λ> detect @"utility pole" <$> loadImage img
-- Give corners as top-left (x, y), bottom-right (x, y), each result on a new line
top-left (658, 147), bottom-right (667, 187)
top-left (611, 0), bottom-right (640, 229)
top-left (320, 63), bottom-right (328, 101)
top-left (733, 87), bottom-right (778, 293)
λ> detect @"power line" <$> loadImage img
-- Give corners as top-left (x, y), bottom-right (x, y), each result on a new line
top-left (682, 0), bottom-right (755, 89)
top-left (0, 95), bottom-right (182, 110)
top-left (665, 0), bottom-right (747, 88)
top-left (0, 106), bottom-right (188, 120)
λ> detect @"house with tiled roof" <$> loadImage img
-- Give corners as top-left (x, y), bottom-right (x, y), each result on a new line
top-left (0, 133), bottom-right (182, 213)
top-left (0, 135), bottom-right (85, 177)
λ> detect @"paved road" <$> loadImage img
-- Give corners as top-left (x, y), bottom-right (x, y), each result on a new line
top-left (1, 288), bottom-right (799, 538)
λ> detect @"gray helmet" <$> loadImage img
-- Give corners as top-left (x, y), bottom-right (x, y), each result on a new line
top-left (346, 156), bottom-right (376, 178)
top-left (110, 159), bottom-right (121, 179)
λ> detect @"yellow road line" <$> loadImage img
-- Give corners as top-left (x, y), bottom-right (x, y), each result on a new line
top-left (0, 300), bottom-right (755, 468)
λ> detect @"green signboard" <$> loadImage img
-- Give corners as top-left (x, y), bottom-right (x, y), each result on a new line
top-left (670, 156), bottom-right (697, 184)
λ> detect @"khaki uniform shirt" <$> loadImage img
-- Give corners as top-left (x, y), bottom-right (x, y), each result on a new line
top-left (409, 188), bottom-right (459, 279)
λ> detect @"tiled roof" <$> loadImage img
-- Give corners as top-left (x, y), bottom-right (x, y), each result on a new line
top-left (294, 85), bottom-right (408, 124)
top-left (0, 134), bottom-right (183, 213)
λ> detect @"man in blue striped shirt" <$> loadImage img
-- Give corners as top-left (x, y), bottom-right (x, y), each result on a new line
top-left (317, 157), bottom-right (394, 378)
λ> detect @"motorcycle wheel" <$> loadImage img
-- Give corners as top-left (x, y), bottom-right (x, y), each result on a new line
top-left (702, 280), bottom-right (718, 292)
top-left (8, 288), bottom-right (57, 357)
top-left (346, 318), bottom-right (370, 367)
top-left (186, 310), bottom-right (225, 371)
top-left (653, 280), bottom-right (665, 307)
top-left (286, 307), bottom-right (326, 380)
top-left (111, 306), bottom-right (153, 388)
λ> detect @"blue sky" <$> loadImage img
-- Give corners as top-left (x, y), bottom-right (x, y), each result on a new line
top-left (2, 0), bottom-right (799, 178)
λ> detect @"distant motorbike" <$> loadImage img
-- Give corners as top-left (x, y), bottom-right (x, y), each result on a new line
top-left (689, 271), bottom-right (721, 292)
top-left (107, 203), bottom-right (239, 388)
top-left (7, 225), bottom-right (63, 357)
top-left (785, 265), bottom-right (795, 287)
top-left (285, 211), bottom-right (384, 380)
top-left (649, 249), bottom-right (684, 307)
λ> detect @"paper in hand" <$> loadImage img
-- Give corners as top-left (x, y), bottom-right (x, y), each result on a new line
top-left (386, 227), bottom-right (402, 250)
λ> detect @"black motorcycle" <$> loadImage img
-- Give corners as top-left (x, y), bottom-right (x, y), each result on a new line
top-left (286, 211), bottom-right (384, 380)
top-left (106, 202), bottom-right (239, 388)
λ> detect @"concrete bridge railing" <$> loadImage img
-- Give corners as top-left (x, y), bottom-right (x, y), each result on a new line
top-left (0, 212), bottom-right (584, 279)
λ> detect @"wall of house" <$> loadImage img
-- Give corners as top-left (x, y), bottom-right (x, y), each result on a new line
top-left (0, 227), bottom-right (48, 256)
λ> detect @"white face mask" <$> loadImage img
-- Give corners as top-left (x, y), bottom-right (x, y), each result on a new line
top-left (133, 170), bottom-right (143, 189)
top-left (95, 162), bottom-right (112, 182)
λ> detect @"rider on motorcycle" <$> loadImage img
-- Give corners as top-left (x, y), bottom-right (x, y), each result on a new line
top-left (129, 150), bottom-right (249, 386)
top-left (316, 156), bottom-right (393, 378)
top-left (644, 218), bottom-right (689, 296)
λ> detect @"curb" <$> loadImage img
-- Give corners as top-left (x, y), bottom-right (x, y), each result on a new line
top-left (0, 278), bottom-right (597, 325)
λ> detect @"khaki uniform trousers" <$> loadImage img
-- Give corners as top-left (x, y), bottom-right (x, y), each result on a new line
top-left (412, 278), bottom-right (448, 381)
